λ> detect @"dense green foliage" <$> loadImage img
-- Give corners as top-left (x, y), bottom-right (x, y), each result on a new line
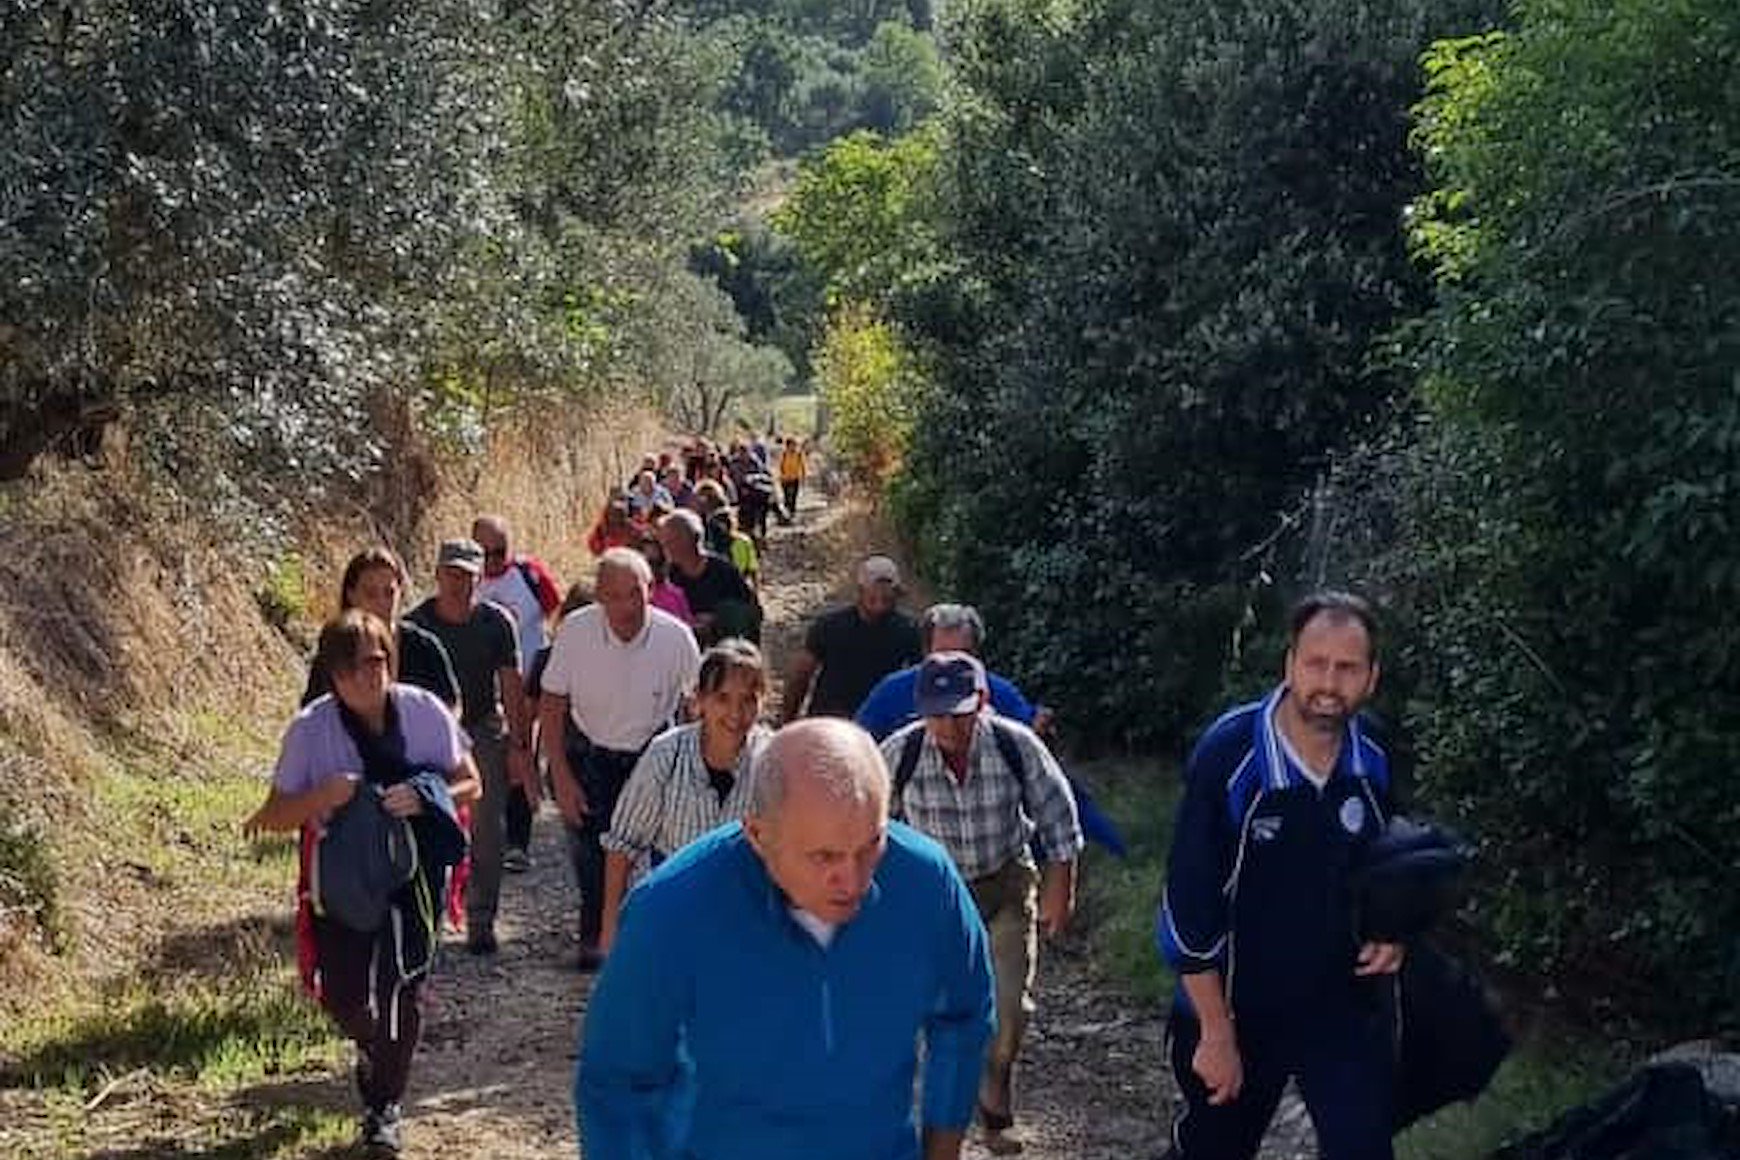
top-left (0, 0), bottom-right (788, 512)
top-left (703, 4), bottom-right (942, 156)
top-left (1382, 1), bottom-right (1740, 1026)
top-left (891, 0), bottom-right (1498, 744)
top-left (757, 0), bottom-right (1740, 1025)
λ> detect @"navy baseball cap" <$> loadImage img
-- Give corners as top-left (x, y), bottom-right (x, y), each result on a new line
top-left (914, 651), bottom-right (987, 718)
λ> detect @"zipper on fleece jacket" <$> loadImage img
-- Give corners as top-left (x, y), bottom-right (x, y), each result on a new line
top-left (820, 978), bottom-right (835, 1056)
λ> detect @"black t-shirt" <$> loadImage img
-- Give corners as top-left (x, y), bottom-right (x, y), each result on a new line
top-left (674, 553), bottom-right (761, 644)
top-left (406, 598), bottom-right (520, 738)
top-left (803, 606), bottom-right (923, 719)
top-left (301, 620), bottom-right (461, 710)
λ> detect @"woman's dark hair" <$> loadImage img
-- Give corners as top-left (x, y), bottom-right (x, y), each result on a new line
top-left (315, 609), bottom-right (398, 680)
top-left (697, 638), bottom-right (766, 697)
top-left (1287, 590), bottom-right (1379, 660)
top-left (339, 546), bottom-right (407, 610)
top-left (560, 581), bottom-right (594, 618)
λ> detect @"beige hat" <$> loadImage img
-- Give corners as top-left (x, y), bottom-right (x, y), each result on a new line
top-left (857, 555), bottom-right (901, 586)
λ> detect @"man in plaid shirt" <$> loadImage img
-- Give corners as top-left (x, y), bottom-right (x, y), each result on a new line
top-left (880, 651), bottom-right (1084, 1156)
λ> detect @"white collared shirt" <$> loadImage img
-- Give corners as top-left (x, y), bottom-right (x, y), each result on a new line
top-left (541, 605), bottom-right (700, 750)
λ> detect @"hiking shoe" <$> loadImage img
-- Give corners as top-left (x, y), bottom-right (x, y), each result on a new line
top-left (981, 1126), bottom-right (1025, 1155)
top-left (466, 928), bottom-right (498, 955)
top-left (360, 1103), bottom-right (403, 1155)
top-left (503, 847), bottom-right (531, 874)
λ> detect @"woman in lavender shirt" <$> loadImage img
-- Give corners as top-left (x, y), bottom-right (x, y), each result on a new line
top-left (246, 610), bottom-right (480, 1156)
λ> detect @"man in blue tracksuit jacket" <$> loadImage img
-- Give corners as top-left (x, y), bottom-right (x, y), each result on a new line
top-left (1157, 592), bottom-right (1404, 1160)
top-left (577, 718), bottom-right (996, 1160)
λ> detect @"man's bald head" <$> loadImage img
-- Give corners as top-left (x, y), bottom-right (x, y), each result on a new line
top-left (745, 719), bottom-right (891, 925)
top-left (751, 718), bottom-right (889, 823)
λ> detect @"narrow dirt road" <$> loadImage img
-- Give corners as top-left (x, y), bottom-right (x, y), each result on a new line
top-left (343, 489), bottom-right (1317, 1159)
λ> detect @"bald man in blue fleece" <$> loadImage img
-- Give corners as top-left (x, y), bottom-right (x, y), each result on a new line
top-left (577, 717), bottom-right (996, 1160)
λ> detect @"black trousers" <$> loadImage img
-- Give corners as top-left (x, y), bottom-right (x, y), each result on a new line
top-left (780, 479), bottom-right (800, 516)
top-left (564, 740), bottom-right (644, 947)
top-left (313, 914), bottom-right (421, 1112)
top-left (1167, 999), bottom-right (1395, 1160)
top-left (505, 784), bottom-right (533, 852)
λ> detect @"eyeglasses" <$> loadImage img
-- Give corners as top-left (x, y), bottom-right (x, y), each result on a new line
top-left (482, 547), bottom-right (508, 561)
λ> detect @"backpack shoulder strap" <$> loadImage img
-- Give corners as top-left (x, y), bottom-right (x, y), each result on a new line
top-left (988, 718), bottom-right (1031, 812)
top-left (892, 727), bottom-right (926, 814)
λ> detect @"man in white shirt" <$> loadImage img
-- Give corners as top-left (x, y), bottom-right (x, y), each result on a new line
top-left (472, 514), bottom-right (562, 872)
top-left (539, 547), bottom-right (700, 970)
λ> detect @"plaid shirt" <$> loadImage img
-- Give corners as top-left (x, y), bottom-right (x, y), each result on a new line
top-left (603, 723), bottom-right (767, 860)
top-left (880, 716), bottom-right (1083, 881)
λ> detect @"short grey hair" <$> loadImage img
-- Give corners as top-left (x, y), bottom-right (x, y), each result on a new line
top-left (921, 603), bottom-right (985, 652)
top-left (596, 546), bottom-right (652, 587)
top-left (660, 508), bottom-right (704, 543)
top-left (750, 719), bottom-right (889, 821)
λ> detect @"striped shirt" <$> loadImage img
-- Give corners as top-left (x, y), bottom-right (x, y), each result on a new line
top-left (603, 723), bottom-right (769, 861)
top-left (880, 716), bottom-right (1083, 881)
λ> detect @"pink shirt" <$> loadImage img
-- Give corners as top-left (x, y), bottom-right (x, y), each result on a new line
top-left (649, 581), bottom-right (695, 626)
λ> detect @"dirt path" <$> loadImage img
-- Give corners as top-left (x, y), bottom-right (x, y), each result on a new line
top-left (402, 484), bottom-right (1325, 1159)
top-left (27, 484), bottom-right (1313, 1160)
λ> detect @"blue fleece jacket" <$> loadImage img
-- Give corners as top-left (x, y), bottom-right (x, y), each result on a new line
top-left (576, 822), bottom-right (995, 1160)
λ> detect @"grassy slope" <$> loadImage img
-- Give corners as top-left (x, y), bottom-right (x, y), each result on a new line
top-left (0, 709), bottom-right (351, 1159)
top-left (1072, 755), bottom-right (1630, 1158)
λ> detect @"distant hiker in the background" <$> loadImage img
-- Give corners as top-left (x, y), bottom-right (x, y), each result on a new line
top-left (587, 496), bottom-right (638, 557)
top-left (626, 469), bottom-right (673, 521)
top-left (728, 441), bottom-right (776, 545)
top-left (783, 555), bottom-right (922, 723)
top-left (537, 548), bottom-right (699, 971)
top-left (658, 509), bottom-right (761, 647)
top-left (881, 652), bottom-right (1084, 1155)
top-left (472, 515), bottom-right (561, 875)
top-left (596, 639), bottom-right (770, 954)
top-left (246, 611), bottom-right (478, 1158)
top-left (636, 533), bottom-right (695, 627)
top-left (777, 435), bottom-right (807, 524)
top-left (406, 539), bottom-right (530, 955)
top-left (625, 454), bottom-right (657, 494)
top-left (661, 464), bottom-right (696, 511)
top-left (302, 547), bottom-right (459, 713)
top-left (1158, 591), bottom-right (1401, 1160)
top-left (710, 506), bottom-right (761, 593)
top-left (578, 718), bottom-right (995, 1160)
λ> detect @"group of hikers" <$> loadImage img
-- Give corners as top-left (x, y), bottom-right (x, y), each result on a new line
top-left (246, 432), bottom-right (1465, 1160)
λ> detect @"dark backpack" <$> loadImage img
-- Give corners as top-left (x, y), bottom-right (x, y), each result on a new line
top-left (1493, 1063), bottom-right (1740, 1160)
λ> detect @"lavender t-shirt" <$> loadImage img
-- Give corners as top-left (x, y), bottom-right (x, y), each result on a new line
top-left (273, 684), bottom-right (469, 796)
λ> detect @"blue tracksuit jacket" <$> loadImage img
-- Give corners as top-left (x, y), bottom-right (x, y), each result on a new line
top-left (1158, 686), bottom-right (1390, 1026)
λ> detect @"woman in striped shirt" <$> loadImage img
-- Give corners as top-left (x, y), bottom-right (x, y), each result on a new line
top-left (598, 638), bottom-right (770, 953)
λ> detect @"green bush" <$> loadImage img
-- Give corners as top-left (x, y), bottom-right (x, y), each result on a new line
top-left (1391, 0), bottom-right (1740, 1029)
top-left (256, 555), bottom-right (309, 635)
top-left (0, 804), bottom-right (59, 949)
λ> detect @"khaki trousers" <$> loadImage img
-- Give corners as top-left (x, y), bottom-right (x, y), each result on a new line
top-left (968, 857), bottom-right (1040, 1115)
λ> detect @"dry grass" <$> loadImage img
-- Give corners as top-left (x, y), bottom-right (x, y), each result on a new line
top-left (298, 402), bottom-right (669, 615)
top-left (0, 400), bottom-right (669, 1007)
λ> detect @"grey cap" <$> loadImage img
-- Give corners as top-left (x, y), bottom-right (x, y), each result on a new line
top-left (436, 538), bottom-right (485, 575)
